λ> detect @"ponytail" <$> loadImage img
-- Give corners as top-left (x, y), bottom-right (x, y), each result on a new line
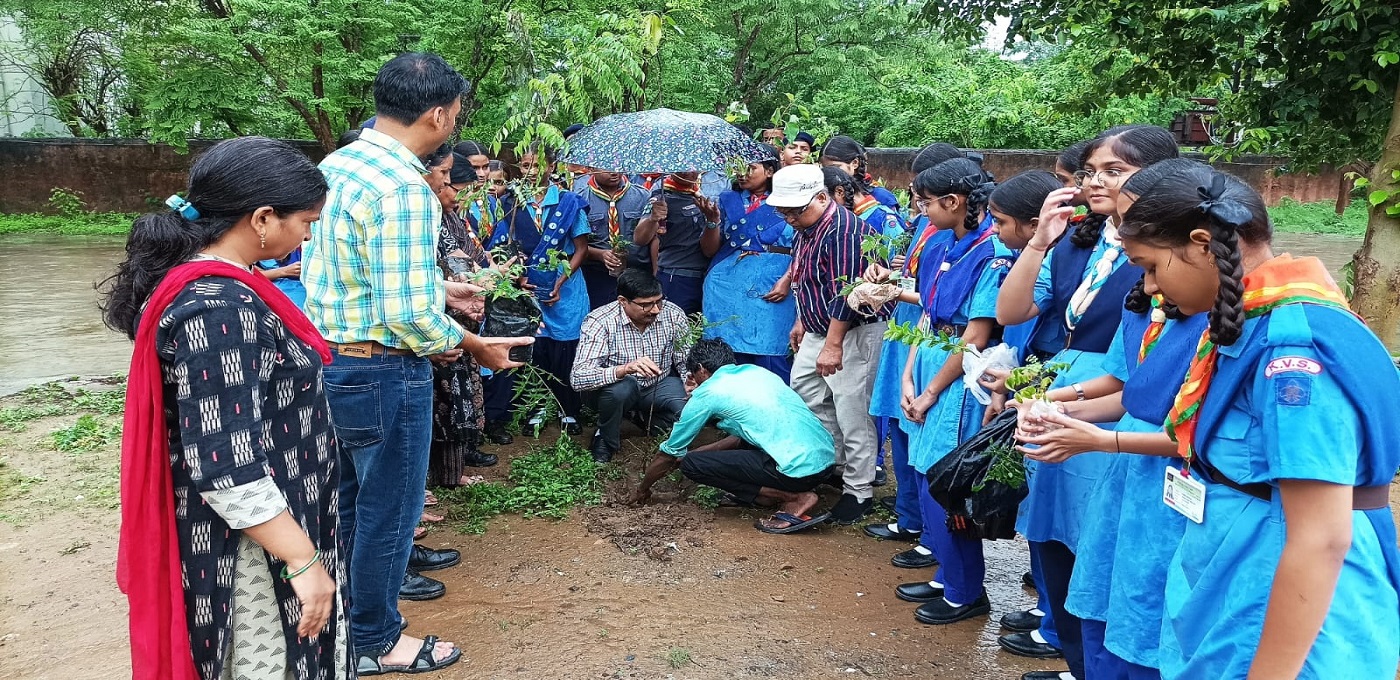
top-left (821, 166), bottom-right (859, 209)
top-left (99, 137), bottom-right (328, 339)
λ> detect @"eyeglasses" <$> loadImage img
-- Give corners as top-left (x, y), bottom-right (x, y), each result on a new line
top-left (914, 194), bottom-right (957, 211)
top-left (773, 199), bottom-right (814, 216)
top-left (626, 297), bottom-right (665, 311)
top-left (1073, 169), bottom-right (1131, 188)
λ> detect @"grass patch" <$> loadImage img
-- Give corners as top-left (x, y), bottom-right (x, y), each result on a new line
top-left (689, 485), bottom-right (725, 510)
top-left (665, 647), bottom-right (693, 669)
top-left (439, 435), bottom-right (602, 534)
top-left (49, 414), bottom-right (122, 453)
top-left (1, 378), bottom-right (127, 432)
top-left (1267, 199), bottom-right (1368, 237)
top-left (0, 459), bottom-right (45, 502)
top-left (0, 212), bottom-right (136, 236)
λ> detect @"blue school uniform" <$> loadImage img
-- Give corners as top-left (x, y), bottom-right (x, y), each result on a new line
top-left (1017, 231), bottom-right (1140, 548)
top-left (1160, 302), bottom-right (1400, 680)
top-left (856, 198), bottom-right (908, 241)
top-left (870, 185), bottom-right (901, 212)
top-left (900, 217), bottom-right (1011, 605)
top-left (256, 248), bottom-right (306, 308)
top-left (1066, 308), bottom-right (1209, 675)
top-left (701, 190), bottom-right (797, 381)
top-left (487, 186), bottom-right (591, 341)
top-left (869, 223), bottom-right (955, 531)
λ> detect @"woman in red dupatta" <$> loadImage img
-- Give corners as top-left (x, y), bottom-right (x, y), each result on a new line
top-left (100, 136), bottom-right (349, 680)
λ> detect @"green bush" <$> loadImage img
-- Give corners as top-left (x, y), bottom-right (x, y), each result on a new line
top-left (0, 212), bottom-right (136, 236)
top-left (1266, 199), bottom-right (1368, 237)
top-left (439, 436), bottom-right (603, 534)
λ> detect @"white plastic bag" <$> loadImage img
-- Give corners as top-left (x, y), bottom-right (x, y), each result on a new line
top-left (962, 342), bottom-right (1020, 405)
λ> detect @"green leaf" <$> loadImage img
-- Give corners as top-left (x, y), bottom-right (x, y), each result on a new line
top-left (1369, 190), bottom-right (1390, 206)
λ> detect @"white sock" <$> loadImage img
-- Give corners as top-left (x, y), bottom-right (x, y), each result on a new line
top-left (1059, 673), bottom-right (1076, 680)
top-left (928, 580), bottom-right (944, 589)
top-left (1029, 608), bottom-right (1046, 617)
top-left (561, 416), bottom-right (577, 424)
top-left (942, 596), bottom-right (963, 607)
top-left (913, 545), bottom-right (932, 556)
top-left (1030, 629), bottom-right (1048, 644)
top-left (528, 412), bottom-right (544, 425)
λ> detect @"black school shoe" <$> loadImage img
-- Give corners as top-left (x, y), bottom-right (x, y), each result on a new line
top-left (484, 421), bottom-right (513, 446)
top-left (878, 496), bottom-right (897, 513)
top-left (1021, 673), bottom-right (1070, 680)
top-left (998, 631), bottom-right (1065, 659)
top-left (1022, 570), bottom-right (1036, 590)
top-left (891, 546), bottom-right (938, 569)
top-left (399, 570), bottom-right (446, 601)
top-left (1000, 609), bottom-right (1043, 632)
top-left (913, 592), bottom-right (991, 625)
top-left (408, 545), bottom-right (461, 572)
top-left (895, 581), bottom-right (944, 603)
top-left (863, 523), bottom-right (922, 542)
top-left (462, 449), bottom-right (498, 468)
top-left (829, 494), bottom-right (872, 525)
top-left (589, 431), bottom-right (614, 464)
top-left (872, 467), bottom-right (888, 486)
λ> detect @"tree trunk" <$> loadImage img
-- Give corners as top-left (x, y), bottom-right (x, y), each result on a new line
top-left (1350, 79), bottom-right (1400, 352)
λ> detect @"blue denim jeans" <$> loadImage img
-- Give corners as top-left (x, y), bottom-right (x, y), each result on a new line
top-left (323, 351), bottom-right (433, 657)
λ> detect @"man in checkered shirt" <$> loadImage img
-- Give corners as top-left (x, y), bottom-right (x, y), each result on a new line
top-left (571, 268), bottom-right (691, 462)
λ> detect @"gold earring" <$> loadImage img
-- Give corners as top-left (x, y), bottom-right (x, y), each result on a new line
top-left (259, 231), bottom-right (266, 249)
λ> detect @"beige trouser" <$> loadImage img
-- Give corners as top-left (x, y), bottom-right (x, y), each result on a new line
top-left (789, 321), bottom-right (882, 501)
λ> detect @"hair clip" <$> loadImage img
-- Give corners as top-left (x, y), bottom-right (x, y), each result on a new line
top-left (166, 195), bottom-right (201, 221)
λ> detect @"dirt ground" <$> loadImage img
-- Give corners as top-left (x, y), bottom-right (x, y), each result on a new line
top-left (2, 386), bottom-right (1397, 680)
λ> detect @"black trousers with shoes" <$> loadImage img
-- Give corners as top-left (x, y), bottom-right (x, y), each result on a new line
top-left (679, 449), bottom-right (831, 505)
top-left (585, 375), bottom-right (687, 455)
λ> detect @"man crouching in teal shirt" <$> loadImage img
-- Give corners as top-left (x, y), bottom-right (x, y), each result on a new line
top-left (630, 338), bottom-right (837, 534)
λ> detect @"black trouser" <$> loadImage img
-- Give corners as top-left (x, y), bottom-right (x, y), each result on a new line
top-left (585, 375), bottom-right (687, 454)
top-left (482, 370), bottom-right (515, 425)
top-left (679, 448), bottom-right (830, 505)
top-left (1033, 539), bottom-right (1083, 679)
top-left (532, 337), bottom-right (582, 419)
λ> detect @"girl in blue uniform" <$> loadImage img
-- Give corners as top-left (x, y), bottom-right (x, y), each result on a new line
top-left (699, 152), bottom-right (797, 383)
top-left (994, 125), bottom-right (1179, 678)
top-left (1008, 159), bottom-right (1208, 680)
top-left (820, 135), bottom-right (902, 211)
top-left (1113, 164), bottom-right (1399, 680)
top-left (890, 157), bottom-right (1013, 626)
top-left (485, 155), bottom-right (592, 437)
top-left (861, 143), bottom-right (970, 556)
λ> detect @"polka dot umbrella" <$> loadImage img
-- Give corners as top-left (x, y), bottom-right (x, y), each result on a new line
top-left (560, 108), bottom-right (772, 173)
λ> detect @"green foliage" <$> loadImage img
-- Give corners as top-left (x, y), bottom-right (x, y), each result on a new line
top-left (1006, 358), bottom-right (1070, 403)
top-left (1267, 199), bottom-right (1369, 237)
top-left (438, 436), bottom-right (602, 533)
top-left (665, 647), bottom-right (693, 670)
top-left (929, 0), bottom-right (1400, 168)
top-left (509, 363), bottom-right (564, 436)
top-left (48, 188), bottom-right (88, 216)
top-left (885, 322), bottom-right (968, 352)
top-left (674, 312), bottom-right (736, 353)
top-left (974, 441), bottom-right (1025, 491)
top-left (1, 379), bottom-right (126, 432)
top-left (48, 414), bottom-right (120, 453)
top-left (0, 212), bottom-right (134, 236)
top-left (688, 485), bottom-right (726, 510)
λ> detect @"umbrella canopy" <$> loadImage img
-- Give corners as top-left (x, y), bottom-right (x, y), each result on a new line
top-left (560, 108), bottom-right (773, 174)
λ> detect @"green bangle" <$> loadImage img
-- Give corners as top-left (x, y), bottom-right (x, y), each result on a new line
top-left (281, 549), bottom-right (321, 580)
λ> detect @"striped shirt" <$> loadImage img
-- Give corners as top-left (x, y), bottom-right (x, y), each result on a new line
top-left (790, 202), bottom-right (885, 336)
top-left (570, 301), bottom-right (691, 392)
top-left (302, 128), bottom-right (465, 356)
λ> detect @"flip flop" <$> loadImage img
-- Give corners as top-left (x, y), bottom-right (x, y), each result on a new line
top-left (755, 511), bottom-right (831, 535)
top-left (356, 635), bottom-right (462, 676)
top-left (413, 526), bottom-right (428, 540)
top-left (421, 511), bottom-right (445, 524)
top-left (424, 491), bottom-right (439, 507)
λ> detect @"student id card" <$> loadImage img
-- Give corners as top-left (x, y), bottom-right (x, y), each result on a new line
top-left (1164, 466), bottom-right (1206, 524)
top-left (897, 276), bottom-right (916, 292)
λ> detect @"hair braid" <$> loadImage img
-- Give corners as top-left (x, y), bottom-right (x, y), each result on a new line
top-left (1070, 212), bottom-right (1108, 248)
top-left (1124, 276), bottom-right (1152, 314)
top-left (1208, 222), bottom-right (1246, 345)
top-left (965, 182), bottom-right (993, 234)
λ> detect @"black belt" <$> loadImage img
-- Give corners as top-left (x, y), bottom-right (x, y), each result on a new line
top-left (1198, 461), bottom-right (1389, 510)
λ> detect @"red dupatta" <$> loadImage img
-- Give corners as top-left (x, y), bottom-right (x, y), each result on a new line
top-left (118, 260), bottom-right (330, 680)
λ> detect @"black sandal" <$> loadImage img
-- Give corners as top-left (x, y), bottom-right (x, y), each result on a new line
top-left (356, 635), bottom-right (462, 675)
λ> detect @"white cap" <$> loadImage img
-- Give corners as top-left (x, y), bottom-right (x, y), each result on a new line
top-left (766, 164), bottom-right (825, 207)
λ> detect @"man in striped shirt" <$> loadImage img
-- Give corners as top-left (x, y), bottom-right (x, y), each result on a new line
top-left (303, 53), bottom-right (528, 676)
top-left (768, 164), bottom-right (888, 526)
top-left (570, 268), bottom-right (690, 463)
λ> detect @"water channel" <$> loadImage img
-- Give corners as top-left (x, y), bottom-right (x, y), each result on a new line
top-left (0, 232), bottom-right (1366, 395)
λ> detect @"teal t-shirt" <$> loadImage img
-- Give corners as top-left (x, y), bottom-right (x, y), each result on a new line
top-left (660, 364), bottom-right (835, 478)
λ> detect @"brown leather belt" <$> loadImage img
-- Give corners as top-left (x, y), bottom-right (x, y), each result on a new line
top-left (327, 340), bottom-right (414, 358)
